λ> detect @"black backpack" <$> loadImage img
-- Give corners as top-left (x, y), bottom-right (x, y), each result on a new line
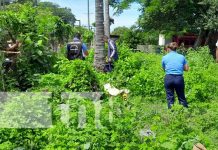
top-left (67, 41), bottom-right (83, 60)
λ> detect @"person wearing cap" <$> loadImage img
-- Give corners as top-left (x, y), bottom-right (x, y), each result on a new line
top-left (103, 35), bottom-right (118, 62)
top-left (103, 35), bottom-right (118, 72)
top-left (162, 42), bottom-right (189, 109)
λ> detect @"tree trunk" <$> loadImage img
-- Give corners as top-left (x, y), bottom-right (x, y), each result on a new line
top-left (206, 31), bottom-right (218, 58)
top-left (104, 0), bottom-right (110, 38)
top-left (196, 29), bottom-right (218, 59)
top-left (204, 30), bottom-right (212, 45)
top-left (194, 29), bottom-right (207, 48)
top-left (94, 0), bottom-right (105, 71)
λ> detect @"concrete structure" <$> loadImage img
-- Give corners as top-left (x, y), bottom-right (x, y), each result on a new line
top-left (158, 34), bottom-right (165, 46)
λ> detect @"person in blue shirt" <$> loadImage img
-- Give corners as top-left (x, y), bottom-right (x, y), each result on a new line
top-left (162, 42), bottom-right (189, 109)
top-left (66, 33), bottom-right (88, 60)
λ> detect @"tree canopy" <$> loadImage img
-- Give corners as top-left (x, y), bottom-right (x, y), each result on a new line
top-left (112, 0), bottom-right (218, 34)
top-left (111, 0), bottom-right (218, 52)
top-left (38, 2), bottom-right (76, 25)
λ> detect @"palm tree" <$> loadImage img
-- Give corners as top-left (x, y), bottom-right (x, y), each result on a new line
top-left (104, 0), bottom-right (110, 37)
top-left (94, 0), bottom-right (105, 71)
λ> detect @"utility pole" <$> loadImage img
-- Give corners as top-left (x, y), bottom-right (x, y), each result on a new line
top-left (2, 0), bottom-right (5, 9)
top-left (0, 0), bottom-right (2, 10)
top-left (87, 0), bottom-right (90, 30)
top-left (34, 0), bottom-right (38, 7)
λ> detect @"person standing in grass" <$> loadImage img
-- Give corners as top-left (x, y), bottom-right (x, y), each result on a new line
top-left (162, 42), bottom-right (189, 109)
top-left (66, 33), bottom-right (88, 60)
top-left (103, 35), bottom-right (118, 72)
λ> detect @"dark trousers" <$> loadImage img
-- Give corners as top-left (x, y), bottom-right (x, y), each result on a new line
top-left (164, 74), bottom-right (188, 109)
top-left (104, 62), bottom-right (114, 72)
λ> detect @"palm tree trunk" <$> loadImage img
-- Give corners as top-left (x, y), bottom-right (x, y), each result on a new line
top-left (104, 0), bottom-right (110, 38)
top-left (94, 0), bottom-right (105, 71)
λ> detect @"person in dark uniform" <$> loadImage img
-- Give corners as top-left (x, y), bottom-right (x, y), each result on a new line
top-left (103, 35), bottom-right (118, 72)
top-left (66, 33), bottom-right (88, 60)
top-left (162, 42), bottom-right (189, 109)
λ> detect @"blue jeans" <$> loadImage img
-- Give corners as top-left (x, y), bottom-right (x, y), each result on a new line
top-left (164, 74), bottom-right (188, 109)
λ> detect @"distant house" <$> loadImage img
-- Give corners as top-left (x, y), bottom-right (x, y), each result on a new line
top-left (172, 33), bottom-right (200, 48)
top-left (173, 32), bottom-right (218, 48)
top-left (159, 33), bottom-right (208, 48)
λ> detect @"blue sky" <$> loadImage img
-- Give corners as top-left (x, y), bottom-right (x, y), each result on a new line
top-left (40, 0), bottom-right (140, 31)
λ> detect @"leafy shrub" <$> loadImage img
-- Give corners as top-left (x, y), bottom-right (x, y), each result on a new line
top-left (111, 52), bottom-right (147, 87)
top-left (112, 26), bottom-right (159, 49)
top-left (185, 46), bottom-right (218, 102)
top-left (37, 58), bottom-right (100, 93)
top-left (0, 4), bottom-right (61, 91)
top-left (110, 45), bottom-right (218, 103)
top-left (110, 45), bottom-right (164, 98)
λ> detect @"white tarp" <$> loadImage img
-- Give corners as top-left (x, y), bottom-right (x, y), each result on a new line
top-left (104, 83), bottom-right (129, 96)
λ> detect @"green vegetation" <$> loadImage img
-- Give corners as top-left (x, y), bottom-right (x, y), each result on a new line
top-left (0, 44), bottom-right (218, 149)
top-left (0, 1), bottom-right (218, 150)
top-left (0, 3), bottom-right (93, 91)
top-left (112, 27), bottom-right (159, 48)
